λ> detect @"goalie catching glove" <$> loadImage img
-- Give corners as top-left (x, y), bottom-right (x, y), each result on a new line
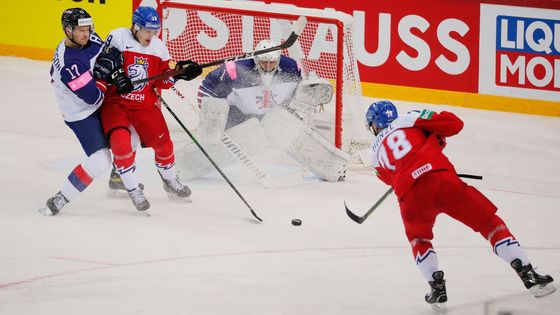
top-left (174, 60), bottom-right (203, 81)
top-left (94, 46), bottom-right (133, 94)
top-left (287, 73), bottom-right (333, 121)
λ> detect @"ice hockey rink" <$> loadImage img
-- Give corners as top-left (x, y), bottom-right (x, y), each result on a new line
top-left (0, 56), bottom-right (558, 315)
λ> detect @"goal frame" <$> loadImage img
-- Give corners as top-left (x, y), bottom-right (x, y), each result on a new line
top-left (161, 0), bottom-right (358, 149)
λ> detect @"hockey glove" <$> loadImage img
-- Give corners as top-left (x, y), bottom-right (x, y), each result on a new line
top-left (94, 46), bottom-right (124, 81)
top-left (110, 68), bottom-right (134, 94)
top-left (174, 60), bottom-right (203, 81)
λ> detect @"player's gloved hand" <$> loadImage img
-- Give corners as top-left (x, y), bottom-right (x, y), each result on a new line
top-left (174, 60), bottom-right (202, 81)
top-left (436, 135), bottom-right (447, 149)
top-left (110, 68), bottom-right (134, 94)
top-left (94, 46), bottom-right (124, 81)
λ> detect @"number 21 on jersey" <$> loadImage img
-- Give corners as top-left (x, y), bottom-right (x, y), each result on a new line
top-left (377, 130), bottom-right (412, 170)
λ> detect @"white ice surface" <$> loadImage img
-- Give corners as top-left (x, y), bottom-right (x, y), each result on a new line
top-left (0, 57), bottom-right (559, 315)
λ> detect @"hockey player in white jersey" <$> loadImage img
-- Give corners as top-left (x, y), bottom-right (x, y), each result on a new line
top-left (179, 40), bottom-right (349, 182)
top-left (40, 8), bottom-right (115, 216)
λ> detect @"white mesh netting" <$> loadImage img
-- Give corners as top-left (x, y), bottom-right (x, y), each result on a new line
top-left (161, 0), bottom-right (370, 157)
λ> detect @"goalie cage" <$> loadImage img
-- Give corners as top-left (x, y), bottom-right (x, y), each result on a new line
top-left (162, 0), bottom-right (371, 161)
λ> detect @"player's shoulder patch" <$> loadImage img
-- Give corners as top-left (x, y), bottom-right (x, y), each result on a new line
top-left (419, 109), bottom-right (435, 120)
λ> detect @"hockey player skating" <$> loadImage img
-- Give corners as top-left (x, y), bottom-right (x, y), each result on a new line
top-left (365, 100), bottom-right (555, 311)
top-left (40, 8), bottom-right (117, 216)
top-left (178, 40), bottom-right (349, 182)
top-left (94, 6), bottom-right (202, 211)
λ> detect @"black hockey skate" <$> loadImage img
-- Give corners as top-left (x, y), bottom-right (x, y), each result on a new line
top-left (127, 185), bottom-right (150, 211)
top-left (425, 271), bottom-right (448, 312)
top-left (160, 174), bottom-right (192, 202)
top-left (107, 167), bottom-right (144, 197)
top-left (39, 191), bottom-right (69, 216)
top-left (511, 259), bottom-right (556, 298)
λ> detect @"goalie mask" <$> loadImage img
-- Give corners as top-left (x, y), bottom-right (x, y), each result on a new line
top-left (366, 100), bottom-right (398, 134)
top-left (254, 40), bottom-right (281, 74)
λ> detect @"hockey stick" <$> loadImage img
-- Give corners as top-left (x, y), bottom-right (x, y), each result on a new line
top-left (155, 90), bottom-right (263, 222)
top-left (171, 86), bottom-right (268, 181)
top-left (133, 16), bottom-right (308, 85)
top-left (345, 173), bottom-right (483, 224)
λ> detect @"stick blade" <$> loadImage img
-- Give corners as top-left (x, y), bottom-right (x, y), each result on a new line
top-left (251, 210), bottom-right (263, 222)
top-left (292, 16), bottom-right (308, 36)
top-left (344, 201), bottom-right (365, 224)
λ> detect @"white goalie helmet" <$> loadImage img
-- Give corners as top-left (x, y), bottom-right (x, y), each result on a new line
top-left (254, 40), bottom-right (281, 74)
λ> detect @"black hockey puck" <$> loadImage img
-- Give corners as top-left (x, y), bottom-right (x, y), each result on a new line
top-left (291, 219), bottom-right (302, 226)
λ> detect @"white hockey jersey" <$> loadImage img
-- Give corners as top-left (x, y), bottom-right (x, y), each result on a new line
top-left (198, 56), bottom-right (302, 116)
top-left (102, 28), bottom-right (174, 108)
top-left (50, 33), bottom-right (105, 122)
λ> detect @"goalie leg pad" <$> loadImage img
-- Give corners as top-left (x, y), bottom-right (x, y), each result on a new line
top-left (174, 118), bottom-right (268, 181)
top-left (261, 107), bottom-right (350, 182)
top-left (197, 97), bottom-right (230, 145)
top-left (226, 117), bottom-right (268, 156)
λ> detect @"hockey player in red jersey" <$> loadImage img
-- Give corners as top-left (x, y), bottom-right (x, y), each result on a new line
top-left (93, 6), bottom-right (202, 211)
top-left (366, 100), bottom-right (556, 310)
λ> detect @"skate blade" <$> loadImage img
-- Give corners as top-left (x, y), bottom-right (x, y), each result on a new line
top-left (38, 207), bottom-right (55, 216)
top-left (430, 302), bottom-right (448, 313)
top-left (532, 283), bottom-right (557, 298)
top-left (107, 189), bottom-right (129, 198)
top-left (167, 193), bottom-right (192, 203)
top-left (137, 211), bottom-right (151, 217)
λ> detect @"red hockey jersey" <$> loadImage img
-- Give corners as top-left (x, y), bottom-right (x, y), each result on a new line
top-left (370, 109), bottom-right (464, 199)
top-left (103, 28), bottom-right (174, 109)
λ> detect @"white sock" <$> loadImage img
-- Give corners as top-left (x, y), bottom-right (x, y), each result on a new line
top-left (416, 248), bottom-right (440, 282)
top-left (61, 149), bottom-right (111, 201)
top-left (157, 162), bottom-right (177, 180)
top-left (494, 237), bottom-right (530, 266)
top-left (116, 164), bottom-right (140, 190)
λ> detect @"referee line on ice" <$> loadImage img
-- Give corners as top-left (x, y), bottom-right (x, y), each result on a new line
top-left (1, 245), bottom-right (558, 290)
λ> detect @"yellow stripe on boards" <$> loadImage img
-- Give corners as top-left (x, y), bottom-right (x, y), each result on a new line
top-left (362, 82), bottom-right (560, 117)
top-left (0, 44), bottom-right (53, 61)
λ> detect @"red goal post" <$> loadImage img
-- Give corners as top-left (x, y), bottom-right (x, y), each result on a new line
top-left (161, 0), bottom-right (368, 154)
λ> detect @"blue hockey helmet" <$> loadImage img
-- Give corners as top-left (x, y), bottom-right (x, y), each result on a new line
top-left (366, 100), bottom-right (398, 130)
top-left (132, 6), bottom-right (161, 30)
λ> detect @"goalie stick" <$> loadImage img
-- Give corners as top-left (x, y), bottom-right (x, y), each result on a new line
top-left (133, 16), bottom-right (308, 85)
top-left (155, 89), bottom-right (263, 222)
top-left (345, 173), bottom-right (483, 224)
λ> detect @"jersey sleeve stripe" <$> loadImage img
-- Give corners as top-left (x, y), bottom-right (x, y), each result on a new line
top-left (96, 80), bottom-right (107, 93)
top-left (68, 71), bottom-right (94, 91)
top-left (225, 61), bottom-right (237, 80)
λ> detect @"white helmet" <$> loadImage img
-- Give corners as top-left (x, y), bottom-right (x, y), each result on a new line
top-left (254, 40), bottom-right (281, 73)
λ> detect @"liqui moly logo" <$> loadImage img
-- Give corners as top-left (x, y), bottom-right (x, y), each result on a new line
top-left (496, 15), bottom-right (560, 91)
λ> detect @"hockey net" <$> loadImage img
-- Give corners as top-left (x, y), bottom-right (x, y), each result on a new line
top-left (161, 0), bottom-right (370, 158)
